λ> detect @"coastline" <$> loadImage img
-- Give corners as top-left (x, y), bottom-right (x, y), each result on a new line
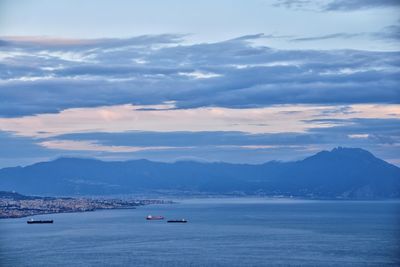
top-left (2, 191), bottom-right (399, 220)
top-left (0, 192), bottom-right (173, 219)
top-left (0, 206), bottom-right (140, 220)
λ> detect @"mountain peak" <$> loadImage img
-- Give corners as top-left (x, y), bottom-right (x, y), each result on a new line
top-left (304, 147), bottom-right (378, 163)
top-left (331, 146), bottom-right (373, 155)
top-left (0, 147), bottom-right (398, 199)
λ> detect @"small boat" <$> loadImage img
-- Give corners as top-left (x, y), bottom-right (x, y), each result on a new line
top-left (146, 215), bottom-right (164, 220)
top-left (167, 219), bottom-right (187, 223)
top-left (27, 218), bottom-right (53, 224)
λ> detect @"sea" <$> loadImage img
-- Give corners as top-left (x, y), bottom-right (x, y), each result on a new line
top-left (0, 198), bottom-right (399, 267)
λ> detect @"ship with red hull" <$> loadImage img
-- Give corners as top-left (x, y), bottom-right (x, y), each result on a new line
top-left (146, 215), bottom-right (164, 220)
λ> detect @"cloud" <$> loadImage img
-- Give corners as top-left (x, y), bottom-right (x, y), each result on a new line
top-left (291, 33), bottom-right (364, 42)
top-left (1, 103), bottom-right (398, 138)
top-left (0, 34), bottom-right (399, 167)
top-left (178, 71), bottom-right (222, 79)
top-left (371, 24), bottom-right (400, 42)
top-left (0, 34), bottom-right (185, 50)
top-left (272, 0), bottom-right (315, 10)
top-left (273, 0), bottom-right (400, 11)
top-left (2, 115), bottom-right (399, 166)
top-left (0, 131), bottom-right (50, 158)
top-left (0, 104), bottom-right (399, 167)
top-left (48, 116), bottom-right (399, 150)
top-left (290, 25), bottom-right (400, 43)
top-left (324, 0), bottom-right (400, 11)
top-left (308, 118), bottom-right (400, 137)
top-left (0, 101), bottom-right (398, 165)
top-left (0, 131), bottom-right (78, 167)
top-left (55, 131), bottom-right (318, 147)
top-left (0, 35), bottom-right (399, 117)
top-left (38, 139), bottom-right (190, 153)
top-left (348, 134), bottom-right (369, 139)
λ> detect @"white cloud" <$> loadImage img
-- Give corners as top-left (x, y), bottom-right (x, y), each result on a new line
top-left (348, 134), bottom-right (369, 139)
top-left (39, 140), bottom-right (190, 153)
top-left (178, 71), bottom-right (222, 79)
top-left (0, 103), bottom-right (398, 138)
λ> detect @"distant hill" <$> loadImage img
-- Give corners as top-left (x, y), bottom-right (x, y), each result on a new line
top-left (0, 147), bottom-right (399, 199)
top-left (0, 191), bottom-right (39, 200)
top-left (0, 190), bottom-right (59, 200)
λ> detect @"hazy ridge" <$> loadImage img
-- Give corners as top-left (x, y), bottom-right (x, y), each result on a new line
top-left (0, 147), bottom-right (399, 199)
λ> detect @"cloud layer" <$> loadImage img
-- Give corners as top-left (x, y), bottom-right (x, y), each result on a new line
top-left (0, 34), bottom-right (399, 167)
top-left (274, 0), bottom-right (400, 11)
top-left (0, 103), bottom-right (398, 137)
top-left (1, 35), bottom-right (399, 117)
top-left (0, 102), bottom-right (398, 166)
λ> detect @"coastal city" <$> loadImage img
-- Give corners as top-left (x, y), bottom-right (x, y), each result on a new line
top-left (0, 191), bottom-right (171, 219)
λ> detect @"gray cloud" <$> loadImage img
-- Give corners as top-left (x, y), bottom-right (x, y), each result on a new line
top-left (290, 24), bottom-right (400, 43)
top-left (324, 0), bottom-right (400, 11)
top-left (291, 33), bottom-right (364, 42)
top-left (371, 24), bottom-right (400, 42)
top-left (0, 34), bottom-right (399, 117)
top-left (2, 116), bottom-right (398, 166)
top-left (273, 0), bottom-right (314, 10)
top-left (0, 34), bottom-right (185, 51)
top-left (51, 117), bottom-right (400, 148)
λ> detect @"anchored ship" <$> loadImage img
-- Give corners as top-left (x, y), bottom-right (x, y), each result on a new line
top-left (167, 219), bottom-right (187, 223)
top-left (146, 215), bottom-right (164, 220)
top-left (27, 218), bottom-right (53, 224)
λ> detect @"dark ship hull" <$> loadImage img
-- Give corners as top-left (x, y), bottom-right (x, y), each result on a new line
top-left (146, 215), bottom-right (164, 220)
top-left (27, 220), bottom-right (53, 224)
top-left (167, 219), bottom-right (187, 223)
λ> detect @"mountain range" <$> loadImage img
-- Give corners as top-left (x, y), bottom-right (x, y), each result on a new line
top-left (0, 147), bottom-right (399, 199)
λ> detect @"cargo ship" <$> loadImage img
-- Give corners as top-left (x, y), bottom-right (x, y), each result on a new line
top-left (27, 219), bottom-right (53, 224)
top-left (167, 219), bottom-right (187, 223)
top-left (146, 215), bottom-right (164, 220)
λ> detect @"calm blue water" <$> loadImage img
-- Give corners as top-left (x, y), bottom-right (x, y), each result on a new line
top-left (0, 198), bottom-right (399, 266)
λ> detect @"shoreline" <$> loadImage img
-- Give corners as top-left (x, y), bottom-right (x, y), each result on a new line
top-left (0, 192), bottom-right (174, 219)
top-left (0, 206), bottom-right (141, 220)
top-left (2, 192), bottom-right (399, 220)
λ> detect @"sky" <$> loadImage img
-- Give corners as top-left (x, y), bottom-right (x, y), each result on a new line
top-left (0, 0), bottom-right (399, 167)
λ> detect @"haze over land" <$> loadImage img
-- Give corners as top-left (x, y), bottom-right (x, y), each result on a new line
top-left (1, 148), bottom-right (399, 199)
